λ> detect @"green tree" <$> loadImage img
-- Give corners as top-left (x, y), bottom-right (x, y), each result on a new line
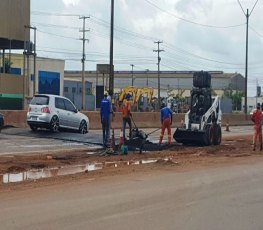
top-left (1, 58), bottom-right (13, 73)
top-left (223, 84), bottom-right (244, 111)
top-left (232, 91), bottom-right (244, 111)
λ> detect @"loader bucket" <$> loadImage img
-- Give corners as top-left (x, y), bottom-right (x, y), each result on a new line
top-left (173, 128), bottom-right (206, 146)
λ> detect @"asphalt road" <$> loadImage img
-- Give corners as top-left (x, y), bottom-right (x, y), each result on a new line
top-left (0, 125), bottom-right (254, 155)
top-left (1, 160), bottom-right (263, 230)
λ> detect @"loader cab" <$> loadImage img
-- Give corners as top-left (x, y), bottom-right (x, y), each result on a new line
top-left (189, 88), bottom-right (212, 124)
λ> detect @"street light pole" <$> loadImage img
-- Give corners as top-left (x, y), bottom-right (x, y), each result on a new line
top-left (130, 64), bottom-right (134, 87)
top-left (146, 69), bottom-right (149, 87)
top-left (109, 0), bottom-right (114, 97)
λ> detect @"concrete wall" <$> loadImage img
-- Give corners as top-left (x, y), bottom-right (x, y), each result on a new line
top-left (1, 54), bottom-right (65, 98)
top-left (0, 0), bottom-right (30, 42)
top-left (0, 73), bottom-right (23, 94)
top-left (0, 110), bottom-right (253, 130)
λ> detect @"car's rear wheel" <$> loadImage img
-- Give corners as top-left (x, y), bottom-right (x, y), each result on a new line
top-left (50, 116), bottom-right (59, 132)
top-left (30, 125), bottom-right (38, 131)
top-left (79, 120), bottom-right (88, 134)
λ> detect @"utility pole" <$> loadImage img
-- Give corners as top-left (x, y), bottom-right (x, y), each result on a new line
top-left (237, 0), bottom-right (259, 117)
top-left (109, 0), bottom-right (114, 97)
top-left (256, 78), bottom-right (258, 105)
top-left (245, 8), bottom-right (249, 117)
top-left (153, 41), bottom-right (164, 111)
top-left (79, 16), bottom-right (89, 111)
top-left (33, 27), bottom-right (36, 95)
top-left (130, 64), bottom-right (134, 87)
top-left (24, 25), bottom-right (37, 95)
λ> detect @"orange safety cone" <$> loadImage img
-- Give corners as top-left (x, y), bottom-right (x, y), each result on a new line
top-left (119, 129), bottom-right (124, 146)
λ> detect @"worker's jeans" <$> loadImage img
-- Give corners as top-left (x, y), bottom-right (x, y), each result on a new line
top-left (122, 117), bottom-right (132, 139)
top-left (253, 125), bottom-right (262, 150)
top-left (102, 118), bottom-right (110, 146)
top-left (159, 118), bottom-right (171, 144)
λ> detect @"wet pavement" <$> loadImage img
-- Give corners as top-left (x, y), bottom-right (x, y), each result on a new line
top-left (0, 125), bottom-right (253, 156)
top-left (0, 125), bottom-right (254, 184)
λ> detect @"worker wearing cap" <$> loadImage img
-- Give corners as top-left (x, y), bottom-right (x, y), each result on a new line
top-left (122, 94), bottom-right (132, 140)
top-left (251, 103), bottom-right (263, 151)
top-left (100, 92), bottom-right (111, 147)
top-left (159, 102), bottom-right (173, 145)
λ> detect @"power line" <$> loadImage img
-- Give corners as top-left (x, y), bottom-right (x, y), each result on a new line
top-left (32, 21), bottom-right (80, 30)
top-left (32, 10), bottom-right (252, 71)
top-left (38, 29), bottom-right (78, 40)
top-left (32, 11), bottom-right (81, 17)
top-left (249, 25), bottom-right (263, 38)
top-left (144, 0), bottom-right (246, 28)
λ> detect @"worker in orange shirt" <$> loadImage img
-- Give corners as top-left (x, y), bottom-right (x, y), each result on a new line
top-left (122, 94), bottom-right (132, 140)
top-left (251, 103), bottom-right (263, 151)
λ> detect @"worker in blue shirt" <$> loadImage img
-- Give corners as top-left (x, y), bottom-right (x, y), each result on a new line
top-left (100, 92), bottom-right (111, 147)
top-left (159, 103), bottom-right (173, 145)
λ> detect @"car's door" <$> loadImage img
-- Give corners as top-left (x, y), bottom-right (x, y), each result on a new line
top-left (63, 98), bottom-right (79, 129)
top-left (54, 97), bottom-right (68, 127)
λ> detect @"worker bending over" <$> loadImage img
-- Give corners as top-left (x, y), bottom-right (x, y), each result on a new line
top-left (159, 103), bottom-right (173, 145)
top-left (251, 103), bottom-right (263, 151)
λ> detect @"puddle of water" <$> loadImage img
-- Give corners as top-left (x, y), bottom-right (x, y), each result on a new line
top-left (2, 163), bottom-right (103, 184)
top-left (1, 157), bottom-right (175, 184)
top-left (141, 159), bottom-right (158, 164)
top-left (86, 152), bottom-right (96, 155)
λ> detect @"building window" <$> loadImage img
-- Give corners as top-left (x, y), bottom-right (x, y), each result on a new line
top-left (64, 87), bottom-right (68, 93)
top-left (79, 87), bottom-right (82, 93)
top-left (72, 87), bottom-right (76, 93)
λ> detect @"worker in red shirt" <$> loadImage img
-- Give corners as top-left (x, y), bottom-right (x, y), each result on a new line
top-left (251, 103), bottom-right (263, 151)
top-left (159, 103), bottom-right (173, 145)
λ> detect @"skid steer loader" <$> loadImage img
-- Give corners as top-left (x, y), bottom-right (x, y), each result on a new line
top-left (173, 71), bottom-right (222, 146)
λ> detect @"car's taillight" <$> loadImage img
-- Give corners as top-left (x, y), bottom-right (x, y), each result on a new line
top-left (28, 107), bottom-right (32, 112)
top-left (41, 107), bottom-right (50, 113)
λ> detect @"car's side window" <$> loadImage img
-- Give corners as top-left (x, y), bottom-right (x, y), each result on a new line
top-left (55, 98), bottom-right (65, 110)
top-left (64, 99), bottom-right (76, 112)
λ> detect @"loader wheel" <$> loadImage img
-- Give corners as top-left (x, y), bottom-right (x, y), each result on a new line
top-left (213, 124), bottom-right (222, 145)
top-left (204, 125), bottom-right (213, 146)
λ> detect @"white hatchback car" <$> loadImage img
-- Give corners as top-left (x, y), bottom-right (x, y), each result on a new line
top-left (27, 94), bottom-right (89, 133)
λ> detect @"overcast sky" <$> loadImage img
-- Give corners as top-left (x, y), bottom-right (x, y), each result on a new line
top-left (31, 0), bottom-right (263, 96)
